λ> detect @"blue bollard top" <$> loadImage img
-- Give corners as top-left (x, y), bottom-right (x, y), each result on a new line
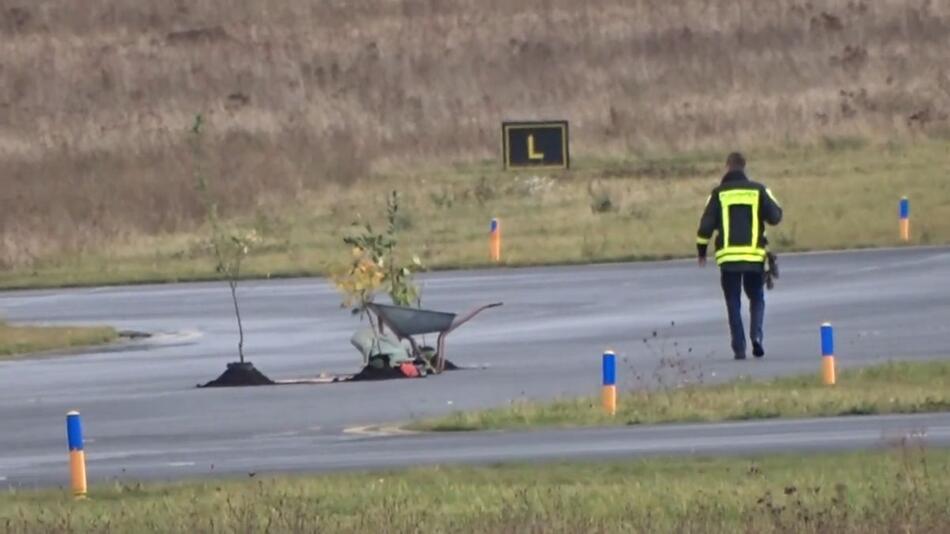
top-left (820, 323), bottom-right (834, 357)
top-left (66, 411), bottom-right (84, 451)
top-left (900, 197), bottom-right (909, 220)
top-left (490, 218), bottom-right (499, 233)
top-left (602, 350), bottom-right (617, 386)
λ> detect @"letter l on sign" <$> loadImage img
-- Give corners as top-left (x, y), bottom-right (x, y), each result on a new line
top-left (527, 134), bottom-right (544, 160)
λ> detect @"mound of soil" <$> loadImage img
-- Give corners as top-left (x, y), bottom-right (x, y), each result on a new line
top-left (441, 359), bottom-right (461, 371)
top-left (349, 365), bottom-right (413, 381)
top-left (199, 362), bottom-right (275, 388)
top-left (347, 358), bottom-right (464, 382)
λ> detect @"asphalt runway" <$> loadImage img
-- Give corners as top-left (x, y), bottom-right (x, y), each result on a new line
top-left (1, 247), bottom-right (949, 487)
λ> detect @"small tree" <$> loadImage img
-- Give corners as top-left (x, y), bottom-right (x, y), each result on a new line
top-left (333, 191), bottom-right (423, 329)
top-left (191, 114), bottom-right (259, 364)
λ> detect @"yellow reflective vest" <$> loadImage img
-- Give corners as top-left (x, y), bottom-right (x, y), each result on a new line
top-left (696, 171), bottom-right (783, 267)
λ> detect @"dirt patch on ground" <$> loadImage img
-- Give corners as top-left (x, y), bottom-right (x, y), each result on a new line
top-left (349, 365), bottom-right (412, 381)
top-left (117, 330), bottom-right (151, 340)
top-left (199, 362), bottom-right (275, 387)
top-left (199, 359), bottom-right (463, 387)
top-left (347, 359), bottom-right (463, 382)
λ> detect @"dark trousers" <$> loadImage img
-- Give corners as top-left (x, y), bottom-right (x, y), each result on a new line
top-left (720, 270), bottom-right (765, 356)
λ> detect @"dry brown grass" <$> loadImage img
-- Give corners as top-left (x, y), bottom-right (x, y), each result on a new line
top-left (1, 0), bottom-right (949, 269)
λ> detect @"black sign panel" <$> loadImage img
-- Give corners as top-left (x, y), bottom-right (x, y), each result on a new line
top-left (503, 121), bottom-right (569, 170)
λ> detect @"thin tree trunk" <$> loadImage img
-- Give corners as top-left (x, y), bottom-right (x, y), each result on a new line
top-left (229, 278), bottom-right (244, 364)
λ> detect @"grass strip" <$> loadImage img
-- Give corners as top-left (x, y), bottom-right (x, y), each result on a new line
top-left (414, 360), bottom-right (950, 432)
top-left (2, 141), bottom-right (949, 290)
top-left (2, 448), bottom-right (948, 533)
top-left (0, 322), bottom-right (117, 360)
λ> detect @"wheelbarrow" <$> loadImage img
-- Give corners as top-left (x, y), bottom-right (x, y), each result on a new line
top-left (366, 302), bottom-right (502, 373)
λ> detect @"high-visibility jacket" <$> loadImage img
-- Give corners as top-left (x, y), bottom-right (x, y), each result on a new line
top-left (696, 171), bottom-right (783, 269)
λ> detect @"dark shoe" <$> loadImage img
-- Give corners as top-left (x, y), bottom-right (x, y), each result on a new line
top-left (734, 352), bottom-right (747, 360)
top-left (752, 341), bottom-right (765, 358)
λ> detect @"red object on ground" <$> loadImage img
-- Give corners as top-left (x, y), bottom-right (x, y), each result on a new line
top-left (399, 362), bottom-right (420, 378)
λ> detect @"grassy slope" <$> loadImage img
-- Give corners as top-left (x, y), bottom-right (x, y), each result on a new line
top-left (2, 140), bottom-right (949, 289)
top-left (0, 322), bottom-right (117, 360)
top-left (2, 449), bottom-right (947, 533)
top-left (1, 1), bottom-right (949, 287)
top-left (414, 360), bottom-right (950, 432)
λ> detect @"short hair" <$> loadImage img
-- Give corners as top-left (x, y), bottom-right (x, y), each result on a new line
top-left (726, 152), bottom-right (746, 170)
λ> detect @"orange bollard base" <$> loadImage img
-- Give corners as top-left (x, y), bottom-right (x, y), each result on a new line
top-left (822, 356), bottom-right (836, 386)
top-left (70, 450), bottom-right (88, 498)
top-left (602, 385), bottom-right (617, 416)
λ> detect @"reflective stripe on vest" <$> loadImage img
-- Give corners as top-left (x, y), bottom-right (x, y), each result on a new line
top-left (716, 188), bottom-right (765, 264)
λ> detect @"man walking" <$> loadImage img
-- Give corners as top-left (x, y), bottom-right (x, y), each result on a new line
top-left (697, 152), bottom-right (783, 360)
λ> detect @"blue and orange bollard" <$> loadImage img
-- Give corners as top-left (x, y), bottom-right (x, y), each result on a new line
top-left (820, 323), bottom-right (836, 386)
top-left (489, 218), bottom-right (502, 262)
top-left (66, 411), bottom-right (87, 498)
top-left (602, 350), bottom-right (617, 415)
top-left (899, 197), bottom-right (910, 241)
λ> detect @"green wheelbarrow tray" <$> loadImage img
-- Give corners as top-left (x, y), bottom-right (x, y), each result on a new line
top-left (366, 302), bottom-right (503, 373)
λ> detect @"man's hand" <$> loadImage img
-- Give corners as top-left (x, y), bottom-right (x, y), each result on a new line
top-left (698, 256), bottom-right (707, 267)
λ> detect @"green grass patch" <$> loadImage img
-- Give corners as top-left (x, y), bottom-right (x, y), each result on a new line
top-left (0, 321), bottom-right (117, 360)
top-left (414, 360), bottom-right (950, 432)
top-left (2, 140), bottom-right (949, 289)
top-left (2, 449), bottom-right (948, 533)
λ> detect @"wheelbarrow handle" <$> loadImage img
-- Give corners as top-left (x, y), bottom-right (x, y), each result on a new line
top-left (445, 302), bottom-right (503, 334)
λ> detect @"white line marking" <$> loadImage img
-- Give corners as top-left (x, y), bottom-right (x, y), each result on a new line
top-left (147, 330), bottom-right (204, 344)
top-left (343, 425), bottom-right (418, 437)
